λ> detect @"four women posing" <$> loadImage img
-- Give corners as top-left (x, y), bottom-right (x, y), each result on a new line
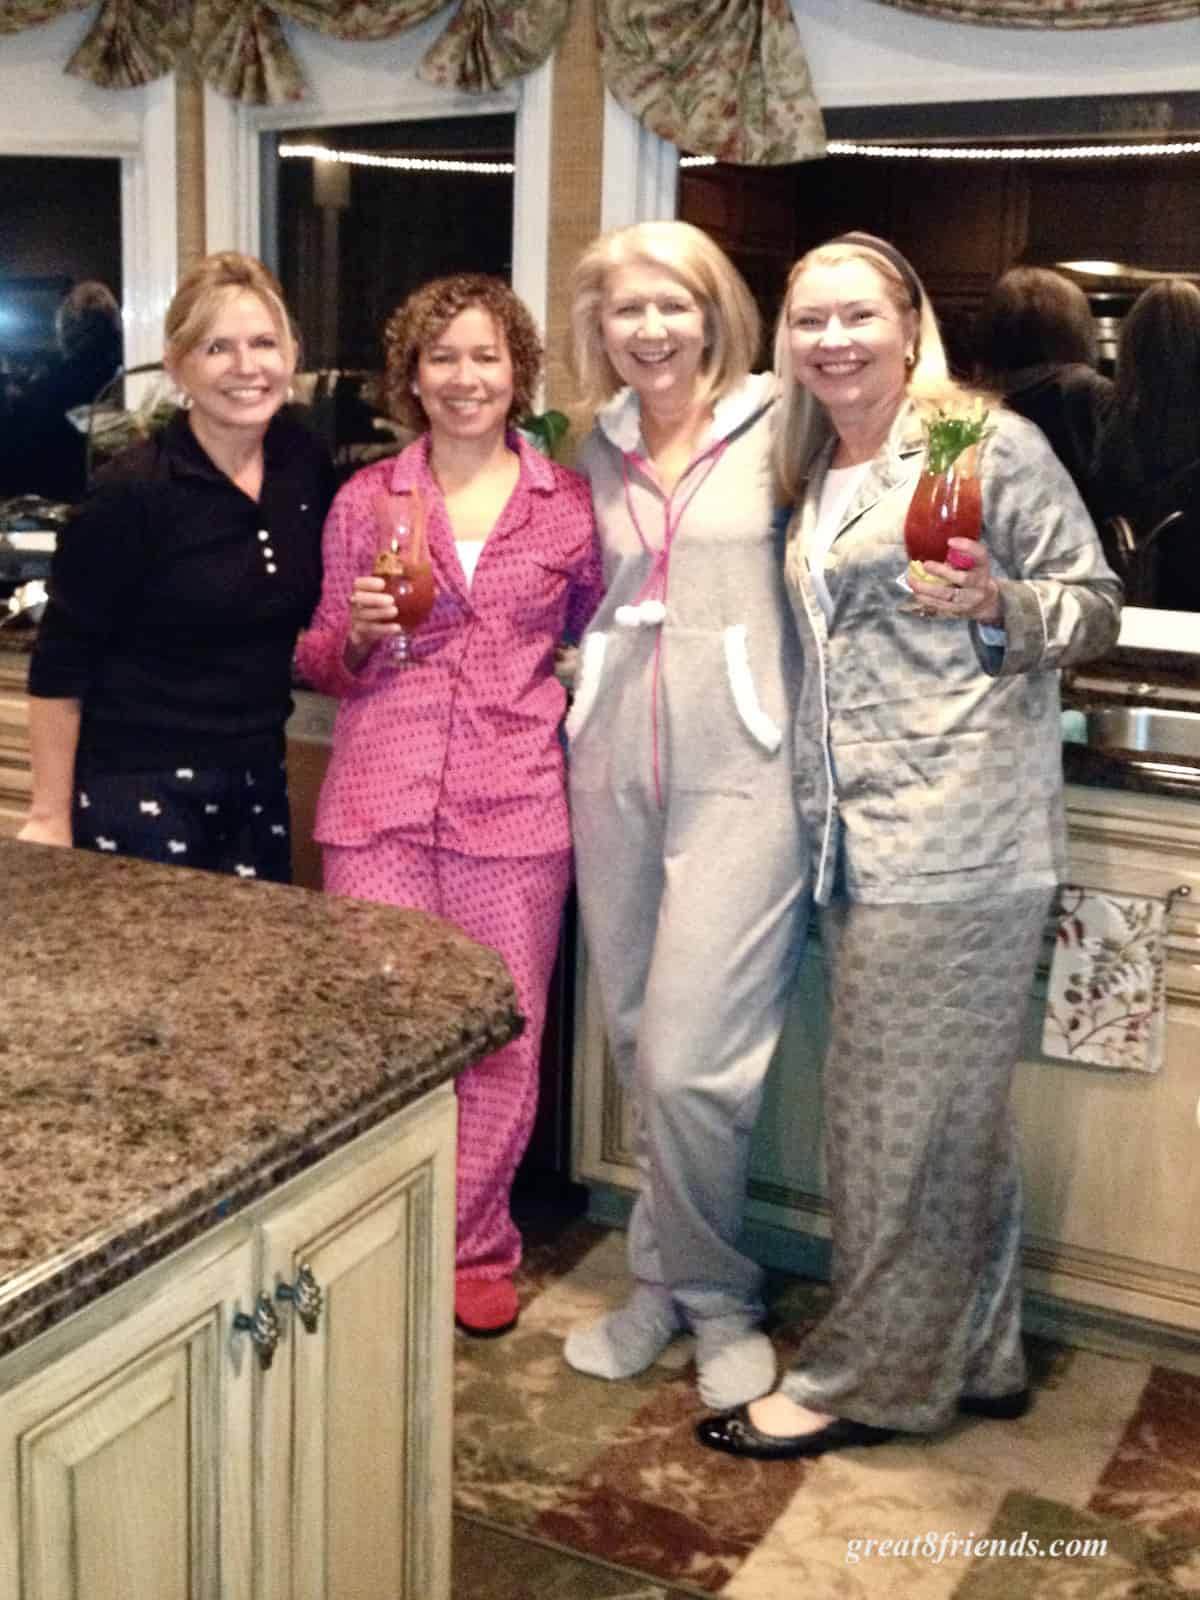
top-left (22, 229), bottom-right (1121, 1441)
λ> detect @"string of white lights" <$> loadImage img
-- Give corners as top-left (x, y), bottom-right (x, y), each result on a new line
top-left (680, 141), bottom-right (1200, 166)
top-left (827, 138), bottom-right (1200, 161)
top-left (279, 142), bottom-right (514, 175)
top-left (287, 142), bottom-right (1199, 174)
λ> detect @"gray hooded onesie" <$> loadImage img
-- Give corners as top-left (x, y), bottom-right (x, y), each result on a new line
top-left (567, 373), bottom-right (810, 1324)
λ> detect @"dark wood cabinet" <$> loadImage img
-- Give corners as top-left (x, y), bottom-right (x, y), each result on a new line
top-left (680, 152), bottom-right (1200, 374)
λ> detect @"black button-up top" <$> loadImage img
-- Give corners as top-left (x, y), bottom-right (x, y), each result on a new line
top-left (29, 408), bottom-right (335, 774)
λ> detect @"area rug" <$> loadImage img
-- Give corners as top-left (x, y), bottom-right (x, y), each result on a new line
top-left (452, 1216), bottom-right (1200, 1598)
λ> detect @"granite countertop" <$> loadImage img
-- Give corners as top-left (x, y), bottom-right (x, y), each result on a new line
top-left (0, 839), bottom-right (522, 1359)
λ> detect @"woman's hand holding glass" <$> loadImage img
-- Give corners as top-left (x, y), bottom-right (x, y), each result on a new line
top-left (346, 572), bottom-right (407, 664)
top-left (371, 489), bottom-right (435, 668)
top-left (901, 408), bottom-right (996, 624)
top-left (345, 488), bottom-right (437, 670)
top-left (907, 536), bottom-right (1003, 624)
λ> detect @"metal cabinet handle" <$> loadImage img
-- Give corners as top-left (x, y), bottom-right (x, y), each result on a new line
top-left (276, 1263), bottom-right (323, 1334)
top-left (233, 1293), bottom-right (282, 1369)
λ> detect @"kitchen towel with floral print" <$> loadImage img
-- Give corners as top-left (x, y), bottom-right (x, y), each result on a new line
top-left (1041, 885), bottom-right (1167, 1073)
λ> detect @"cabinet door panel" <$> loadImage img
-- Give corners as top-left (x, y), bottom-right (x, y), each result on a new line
top-left (300, 1196), bottom-right (410, 1600)
top-left (0, 1240), bottom-right (255, 1600)
top-left (26, 1341), bottom-right (194, 1600)
top-left (258, 1091), bottom-right (456, 1600)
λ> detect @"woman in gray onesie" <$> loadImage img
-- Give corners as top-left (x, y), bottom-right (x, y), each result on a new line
top-left (562, 221), bottom-right (809, 1411)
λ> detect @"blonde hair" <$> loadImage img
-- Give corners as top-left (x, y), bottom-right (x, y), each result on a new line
top-left (566, 221), bottom-right (760, 418)
top-left (164, 252), bottom-right (297, 372)
top-left (773, 236), bottom-right (972, 502)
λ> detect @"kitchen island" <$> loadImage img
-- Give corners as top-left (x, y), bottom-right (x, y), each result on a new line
top-left (0, 837), bottom-right (521, 1600)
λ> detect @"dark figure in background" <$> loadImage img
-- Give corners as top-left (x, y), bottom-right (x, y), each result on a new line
top-left (0, 281), bottom-right (123, 503)
top-left (975, 266), bottom-right (1112, 525)
top-left (1094, 278), bottom-right (1200, 611)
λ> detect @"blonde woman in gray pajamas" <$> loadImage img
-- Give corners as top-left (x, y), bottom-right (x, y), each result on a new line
top-left (562, 222), bottom-right (810, 1410)
top-left (698, 233), bottom-right (1122, 1461)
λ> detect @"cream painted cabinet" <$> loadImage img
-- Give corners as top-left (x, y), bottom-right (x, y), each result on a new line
top-left (0, 653), bottom-right (32, 838)
top-left (257, 1098), bottom-right (454, 1600)
top-left (0, 1084), bottom-right (456, 1600)
top-left (0, 1237), bottom-right (257, 1600)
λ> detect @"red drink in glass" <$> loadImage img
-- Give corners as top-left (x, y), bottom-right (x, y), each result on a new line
top-left (371, 486), bottom-right (436, 666)
top-left (904, 457), bottom-right (982, 564)
top-left (373, 556), bottom-right (436, 631)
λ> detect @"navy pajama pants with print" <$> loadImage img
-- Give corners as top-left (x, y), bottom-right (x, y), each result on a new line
top-left (71, 761), bottom-right (293, 883)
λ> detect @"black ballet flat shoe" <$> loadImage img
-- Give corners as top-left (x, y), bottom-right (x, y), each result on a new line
top-left (696, 1404), bottom-right (897, 1461)
top-left (957, 1387), bottom-right (1032, 1421)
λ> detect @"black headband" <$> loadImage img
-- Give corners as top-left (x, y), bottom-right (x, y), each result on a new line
top-left (828, 232), bottom-right (922, 312)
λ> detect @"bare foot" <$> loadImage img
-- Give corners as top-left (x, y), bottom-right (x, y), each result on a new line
top-left (746, 1393), bottom-right (835, 1437)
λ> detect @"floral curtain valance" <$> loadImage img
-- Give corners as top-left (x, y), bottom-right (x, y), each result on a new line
top-left (4, 0), bottom-right (1195, 169)
top-left (596, 0), bottom-right (824, 164)
top-left (870, 0), bottom-right (1200, 23)
top-left (193, 0), bottom-right (576, 100)
top-left (9, 0), bottom-right (818, 162)
top-left (0, 0), bottom-right (827, 163)
top-left (0, 0), bottom-right (571, 101)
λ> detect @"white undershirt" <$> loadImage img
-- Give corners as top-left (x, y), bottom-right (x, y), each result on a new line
top-left (808, 463), bottom-right (871, 622)
top-left (455, 538), bottom-right (485, 589)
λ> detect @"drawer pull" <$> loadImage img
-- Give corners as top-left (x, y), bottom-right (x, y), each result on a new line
top-left (276, 1263), bottom-right (323, 1333)
top-left (234, 1293), bottom-right (282, 1369)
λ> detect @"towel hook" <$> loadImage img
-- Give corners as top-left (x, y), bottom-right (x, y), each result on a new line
top-left (1058, 881), bottom-right (1191, 911)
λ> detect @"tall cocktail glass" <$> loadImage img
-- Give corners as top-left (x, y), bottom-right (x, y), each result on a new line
top-left (371, 488), bottom-right (435, 667)
top-left (902, 406), bottom-right (988, 612)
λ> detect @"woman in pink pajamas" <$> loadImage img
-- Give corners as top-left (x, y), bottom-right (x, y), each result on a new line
top-left (296, 275), bottom-right (602, 1335)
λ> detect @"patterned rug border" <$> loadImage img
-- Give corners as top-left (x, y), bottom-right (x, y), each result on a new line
top-left (454, 1509), bottom-right (722, 1600)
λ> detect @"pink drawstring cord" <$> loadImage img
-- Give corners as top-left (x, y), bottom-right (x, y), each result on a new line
top-left (620, 441), bottom-right (727, 808)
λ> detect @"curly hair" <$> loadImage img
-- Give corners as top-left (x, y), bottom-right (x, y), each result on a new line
top-left (164, 252), bottom-right (296, 370)
top-left (383, 275), bottom-right (543, 433)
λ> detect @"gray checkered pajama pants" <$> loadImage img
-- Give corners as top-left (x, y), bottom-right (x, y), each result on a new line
top-left (780, 887), bottom-right (1053, 1433)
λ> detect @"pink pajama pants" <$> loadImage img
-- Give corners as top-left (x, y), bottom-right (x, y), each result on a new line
top-left (323, 836), bottom-right (573, 1281)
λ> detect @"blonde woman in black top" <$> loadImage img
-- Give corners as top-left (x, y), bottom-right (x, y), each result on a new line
top-left (21, 253), bottom-right (335, 881)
